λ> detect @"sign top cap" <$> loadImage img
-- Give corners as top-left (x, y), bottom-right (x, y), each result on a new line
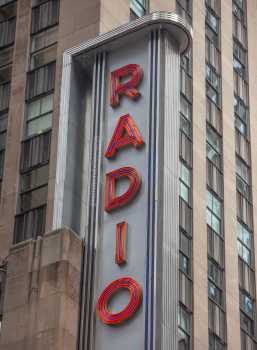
top-left (65, 11), bottom-right (193, 58)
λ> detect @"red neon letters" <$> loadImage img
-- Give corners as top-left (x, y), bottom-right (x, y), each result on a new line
top-left (115, 222), bottom-right (127, 265)
top-left (105, 167), bottom-right (141, 212)
top-left (105, 114), bottom-right (144, 158)
top-left (110, 64), bottom-right (143, 107)
top-left (97, 277), bottom-right (142, 325)
top-left (97, 64), bottom-right (144, 327)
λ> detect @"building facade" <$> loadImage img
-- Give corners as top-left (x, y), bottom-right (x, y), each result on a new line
top-left (0, 0), bottom-right (256, 350)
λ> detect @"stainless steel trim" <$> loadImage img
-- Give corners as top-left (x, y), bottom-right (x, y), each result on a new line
top-left (65, 12), bottom-right (192, 57)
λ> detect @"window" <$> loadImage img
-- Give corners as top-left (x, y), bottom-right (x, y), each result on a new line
top-left (180, 162), bottom-right (191, 204)
top-left (26, 62), bottom-right (55, 100)
top-left (240, 289), bottom-right (255, 338)
top-left (233, 40), bottom-right (246, 79)
top-left (31, 26), bottom-right (58, 53)
top-left (179, 305), bottom-right (191, 335)
top-left (206, 25), bottom-right (219, 48)
top-left (209, 332), bottom-right (225, 350)
top-left (206, 83), bottom-right (219, 105)
top-left (26, 93), bottom-right (53, 137)
top-left (240, 291), bottom-right (254, 318)
top-left (233, 2), bottom-right (245, 24)
top-left (180, 95), bottom-right (192, 137)
top-left (241, 329), bottom-right (257, 350)
top-left (206, 125), bottom-right (221, 168)
top-left (234, 95), bottom-right (248, 136)
top-left (208, 226), bottom-right (224, 267)
top-left (234, 95), bottom-right (247, 121)
top-left (0, 149), bottom-right (4, 180)
top-left (234, 41), bottom-right (246, 66)
top-left (237, 191), bottom-right (252, 229)
top-left (180, 230), bottom-right (191, 275)
top-left (206, 37), bottom-right (220, 73)
top-left (20, 164), bottom-right (49, 213)
top-left (0, 0), bottom-right (16, 5)
top-left (0, 2), bottom-right (16, 48)
top-left (205, 7), bottom-right (219, 33)
top-left (240, 312), bottom-right (254, 337)
top-left (208, 259), bottom-right (223, 306)
top-left (181, 68), bottom-right (192, 101)
top-left (0, 265), bottom-right (6, 333)
top-left (206, 98), bottom-right (222, 134)
top-left (180, 130), bottom-right (192, 166)
top-left (176, 0), bottom-right (192, 24)
top-left (207, 159), bottom-right (223, 197)
top-left (205, 0), bottom-right (220, 15)
top-left (179, 197), bottom-right (192, 235)
top-left (20, 183), bottom-right (48, 212)
top-left (31, 0), bottom-right (60, 34)
top-left (236, 157), bottom-right (249, 184)
top-left (130, 0), bottom-right (147, 19)
top-left (14, 204), bottom-right (46, 243)
top-left (206, 190), bottom-right (222, 235)
top-left (206, 64), bottom-right (220, 90)
top-left (0, 113), bottom-right (7, 151)
top-left (30, 43), bottom-right (57, 70)
top-left (234, 72), bottom-right (248, 107)
top-left (30, 26), bottom-right (57, 71)
top-left (238, 258), bottom-right (255, 297)
top-left (0, 80), bottom-right (10, 112)
top-left (178, 327), bottom-right (190, 350)
top-left (20, 130), bottom-right (51, 172)
top-left (237, 222), bottom-right (251, 265)
top-left (233, 15), bottom-right (246, 46)
top-left (209, 300), bottom-right (226, 340)
top-left (236, 157), bottom-right (250, 200)
top-left (0, 46), bottom-right (13, 68)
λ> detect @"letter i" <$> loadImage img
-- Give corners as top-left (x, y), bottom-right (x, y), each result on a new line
top-left (115, 222), bottom-right (127, 265)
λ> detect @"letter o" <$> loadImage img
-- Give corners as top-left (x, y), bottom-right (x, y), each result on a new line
top-left (96, 277), bottom-right (142, 325)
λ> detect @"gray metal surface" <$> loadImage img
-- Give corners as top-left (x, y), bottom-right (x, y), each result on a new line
top-left (54, 11), bottom-right (192, 350)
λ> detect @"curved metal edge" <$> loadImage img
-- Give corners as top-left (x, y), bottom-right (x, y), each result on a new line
top-left (65, 12), bottom-right (193, 57)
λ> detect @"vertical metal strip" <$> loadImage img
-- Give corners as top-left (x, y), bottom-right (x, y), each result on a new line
top-left (161, 32), bottom-right (180, 350)
top-left (53, 53), bottom-right (72, 229)
top-left (77, 53), bottom-right (106, 350)
top-left (145, 29), bottom-right (159, 350)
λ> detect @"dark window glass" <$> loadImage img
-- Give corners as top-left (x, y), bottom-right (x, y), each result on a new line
top-left (179, 306), bottom-right (191, 334)
top-left (14, 205), bottom-right (46, 243)
top-left (237, 222), bottom-right (252, 265)
top-left (206, 7), bottom-right (219, 33)
top-left (20, 185), bottom-right (48, 212)
top-left (21, 164), bottom-right (48, 192)
top-left (0, 150), bottom-right (4, 179)
top-left (20, 130), bottom-right (51, 173)
top-left (130, 0), bottom-right (146, 18)
top-left (206, 190), bottom-right (222, 235)
top-left (26, 62), bottom-right (55, 100)
top-left (31, 0), bottom-right (59, 34)
top-left (206, 125), bottom-right (221, 168)
top-left (0, 2), bottom-right (16, 48)
top-left (206, 64), bottom-right (220, 90)
top-left (26, 93), bottom-right (53, 137)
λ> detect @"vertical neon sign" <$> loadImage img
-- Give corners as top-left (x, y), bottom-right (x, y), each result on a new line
top-left (96, 63), bottom-right (145, 325)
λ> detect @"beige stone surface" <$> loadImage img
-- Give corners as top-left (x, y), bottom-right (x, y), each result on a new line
top-left (0, 229), bottom-right (83, 350)
top-left (247, 0), bottom-right (257, 321)
top-left (150, 0), bottom-right (176, 12)
top-left (192, 1), bottom-right (209, 349)
top-left (221, 0), bottom-right (241, 349)
top-left (0, 0), bottom-right (31, 260)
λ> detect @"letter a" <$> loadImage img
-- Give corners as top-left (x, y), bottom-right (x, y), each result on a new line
top-left (105, 114), bottom-right (143, 158)
top-left (105, 167), bottom-right (141, 212)
top-left (110, 64), bottom-right (143, 107)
